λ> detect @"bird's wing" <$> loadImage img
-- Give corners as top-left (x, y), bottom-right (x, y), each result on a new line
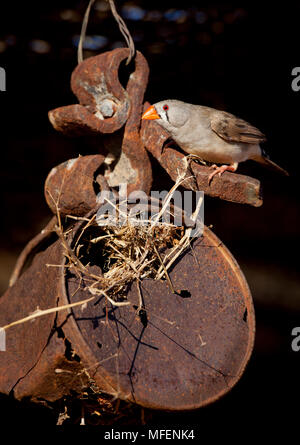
top-left (210, 111), bottom-right (266, 144)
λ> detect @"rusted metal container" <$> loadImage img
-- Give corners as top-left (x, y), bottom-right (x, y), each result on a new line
top-left (0, 211), bottom-right (255, 411)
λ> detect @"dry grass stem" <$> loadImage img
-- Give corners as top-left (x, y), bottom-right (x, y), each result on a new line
top-left (1, 296), bottom-right (95, 331)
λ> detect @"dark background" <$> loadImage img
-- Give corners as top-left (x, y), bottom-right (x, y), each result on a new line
top-left (0, 0), bottom-right (299, 430)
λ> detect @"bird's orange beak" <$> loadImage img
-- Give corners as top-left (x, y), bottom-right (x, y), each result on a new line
top-left (142, 105), bottom-right (160, 120)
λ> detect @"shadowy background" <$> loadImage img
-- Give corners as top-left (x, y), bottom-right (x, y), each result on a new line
top-left (0, 0), bottom-right (299, 430)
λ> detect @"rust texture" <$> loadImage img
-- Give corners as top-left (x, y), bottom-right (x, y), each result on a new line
top-left (141, 114), bottom-right (263, 207)
top-left (49, 49), bottom-right (131, 135)
top-left (48, 48), bottom-right (152, 196)
top-left (0, 47), bottom-right (259, 413)
top-left (0, 241), bottom-right (90, 402)
top-left (0, 214), bottom-right (255, 410)
top-left (44, 154), bottom-right (105, 217)
top-left (62, 219), bottom-right (255, 410)
top-left (120, 49), bottom-right (152, 195)
top-left (0, 242), bottom-right (62, 396)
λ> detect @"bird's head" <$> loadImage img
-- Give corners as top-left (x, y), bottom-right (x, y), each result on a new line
top-left (142, 100), bottom-right (190, 133)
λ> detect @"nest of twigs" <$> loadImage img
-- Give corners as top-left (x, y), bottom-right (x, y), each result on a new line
top-left (59, 174), bottom-right (203, 307)
top-left (74, 221), bottom-right (182, 295)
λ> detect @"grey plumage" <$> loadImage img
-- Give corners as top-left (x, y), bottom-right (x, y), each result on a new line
top-left (142, 99), bottom-right (289, 178)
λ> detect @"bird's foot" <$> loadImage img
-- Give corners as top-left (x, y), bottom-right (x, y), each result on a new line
top-left (208, 163), bottom-right (238, 185)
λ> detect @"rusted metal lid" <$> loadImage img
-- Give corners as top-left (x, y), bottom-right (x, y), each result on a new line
top-left (64, 225), bottom-right (255, 410)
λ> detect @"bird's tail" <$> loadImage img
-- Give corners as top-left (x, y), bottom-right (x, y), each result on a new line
top-left (254, 155), bottom-right (289, 176)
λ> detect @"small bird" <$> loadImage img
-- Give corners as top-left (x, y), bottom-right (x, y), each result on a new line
top-left (142, 99), bottom-right (288, 182)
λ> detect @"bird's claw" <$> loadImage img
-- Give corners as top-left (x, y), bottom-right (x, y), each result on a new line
top-left (208, 164), bottom-right (236, 185)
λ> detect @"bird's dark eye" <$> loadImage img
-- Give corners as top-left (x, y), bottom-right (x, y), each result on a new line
top-left (163, 104), bottom-right (169, 111)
